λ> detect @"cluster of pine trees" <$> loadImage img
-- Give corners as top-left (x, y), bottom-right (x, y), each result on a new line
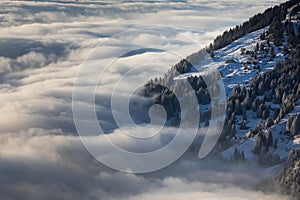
top-left (287, 114), bottom-right (300, 136)
top-left (220, 13), bottom-right (300, 154)
top-left (141, 69), bottom-right (223, 125)
top-left (209, 0), bottom-right (299, 51)
top-left (274, 148), bottom-right (300, 197)
top-left (269, 16), bottom-right (284, 46)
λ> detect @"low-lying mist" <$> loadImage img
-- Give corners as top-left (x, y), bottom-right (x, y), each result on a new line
top-left (0, 0), bottom-right (289, 199)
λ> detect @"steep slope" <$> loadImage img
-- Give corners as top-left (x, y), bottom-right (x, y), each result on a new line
top-left (274, 149), bottom-right (300, 197)
top-left (219, 5), bottom-right (300, 165)
top-left (162, 1), bottom-right (300, 167)
top-left (137, 1), bottom-right (300, 197)
top-left (218, 26), bottom-right (299, 163)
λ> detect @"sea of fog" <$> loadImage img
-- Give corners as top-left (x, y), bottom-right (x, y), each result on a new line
top-left (0, 0), bottom-right (290, 199)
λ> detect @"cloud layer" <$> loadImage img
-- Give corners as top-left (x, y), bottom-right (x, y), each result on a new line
top-left (0, 0), bottom-right (289, 199)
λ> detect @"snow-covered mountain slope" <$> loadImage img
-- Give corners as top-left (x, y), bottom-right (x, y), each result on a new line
top-left (215, 28), bottom-right (285, 94)
top-left (223, 98), bottom-right (300, 163)
top-left (174, 12), bottom-right (300, 167)
top-left (219, 22), bottom-right (300, 165)
top-left (175, 25), bottom-right (287, 95)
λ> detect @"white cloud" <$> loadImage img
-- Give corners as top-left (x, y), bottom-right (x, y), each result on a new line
top-left (0, 0), bottom-right (288, 199)
top-left (123, 178), bottom-right (290, 200)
